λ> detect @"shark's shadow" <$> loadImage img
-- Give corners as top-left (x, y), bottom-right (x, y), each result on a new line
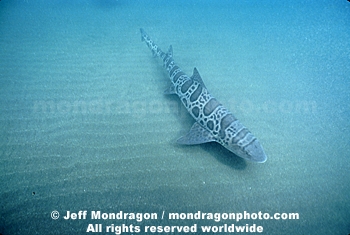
top-left (200, 142), bottom-right (247, 170)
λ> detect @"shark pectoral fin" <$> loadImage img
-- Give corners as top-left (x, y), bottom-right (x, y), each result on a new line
top-left (191, 67), bottom-right (207, 89)
top-left (164, 84), bottom-right (176, 95)
top-left (177, 122), bottom-right (216, 145)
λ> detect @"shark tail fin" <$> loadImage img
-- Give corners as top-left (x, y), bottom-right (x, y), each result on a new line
top-left (140, 28), bottom-right (146, 41)
top-left (167, 45), bottom-right (173, 58)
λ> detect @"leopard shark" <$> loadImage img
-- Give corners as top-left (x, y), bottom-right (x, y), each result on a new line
top-left (140, 28), bottom-right (267, 163)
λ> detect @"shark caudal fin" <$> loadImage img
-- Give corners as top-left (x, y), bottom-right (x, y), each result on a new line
top-left (167, 45), bottom-right (173, 58)
top-left (140, 28), bottom-right (146, 41)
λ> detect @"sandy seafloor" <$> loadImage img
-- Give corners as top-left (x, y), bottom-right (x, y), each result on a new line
top-left (0, 0), bottom-right (349, 234)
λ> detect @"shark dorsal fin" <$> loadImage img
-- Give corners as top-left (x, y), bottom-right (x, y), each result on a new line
top-left (191, 67), bottom-right (206, 89)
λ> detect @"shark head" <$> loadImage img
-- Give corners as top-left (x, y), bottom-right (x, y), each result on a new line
top-left (224, 138), bottom-right (267, 163)
top-left (241, 139), bottom-right (267, 163)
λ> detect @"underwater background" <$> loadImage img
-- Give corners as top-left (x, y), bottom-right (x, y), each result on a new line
top-left (0, 0), bottom-right (349, 234)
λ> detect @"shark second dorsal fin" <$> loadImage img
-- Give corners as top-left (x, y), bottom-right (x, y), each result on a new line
top-left (191, 67), bottom-right (206, 89)
top-left (177, 122), bottom-right (216, 145)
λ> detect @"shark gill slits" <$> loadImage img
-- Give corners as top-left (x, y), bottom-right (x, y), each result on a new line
top-left (181, 79), bottom-right (193, 93)
top-left (190, 85), bottom-right (202, 102)
top-left (203, 98), bottom-right (221, 116)
top-left (192, 106), bottom-right (199, 118)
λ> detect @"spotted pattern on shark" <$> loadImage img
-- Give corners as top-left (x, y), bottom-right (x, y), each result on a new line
top-left (140, 28), bottom-right (267, 163)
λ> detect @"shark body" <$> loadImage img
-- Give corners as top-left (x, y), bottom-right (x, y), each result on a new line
top-left (140, 28), bottom-right (267, 163)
